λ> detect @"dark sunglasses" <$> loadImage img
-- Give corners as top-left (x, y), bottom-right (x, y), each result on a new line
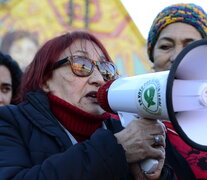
top-left (53, 55), bottom-right (118, 81)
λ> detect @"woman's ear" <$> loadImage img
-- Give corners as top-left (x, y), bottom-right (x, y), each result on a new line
top-left (42, 81), bottom-right (50, 93)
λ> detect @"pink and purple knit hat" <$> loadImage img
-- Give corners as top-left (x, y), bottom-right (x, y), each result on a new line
top-left (147, 3), bottom-right (207, 62)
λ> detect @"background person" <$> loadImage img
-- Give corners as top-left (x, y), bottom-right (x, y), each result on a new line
top-left (0, 30), bottom-right (39, 70)
top-left (0, 52), bottom-right (22, 106)
top-left (147, 3), bottom-right (207, 179)
top-left (0, 31), bottom-right (168, 180)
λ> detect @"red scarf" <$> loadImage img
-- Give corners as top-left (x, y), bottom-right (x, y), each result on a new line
top-left (163, 121), bottom-right (207, 179)
top-left (48, 94), bottom-right (110, 142)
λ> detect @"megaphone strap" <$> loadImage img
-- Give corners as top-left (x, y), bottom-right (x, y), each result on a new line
top-left (163, 121), bottom-right (178, 135)
top-left (166, 128), bottom-right (178, 135)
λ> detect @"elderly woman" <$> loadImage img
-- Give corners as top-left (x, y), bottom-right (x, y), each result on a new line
top-left (0, 52), bottom-right (22, 106)
top-left (0, 31), bottom-right (167, 179)
top-left (147, 3), bottom-right (207, 179)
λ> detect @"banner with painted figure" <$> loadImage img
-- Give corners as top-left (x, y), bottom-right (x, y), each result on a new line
top-left (0, 0), bottom-right (151, 75)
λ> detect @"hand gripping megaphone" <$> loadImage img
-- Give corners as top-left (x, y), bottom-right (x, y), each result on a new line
top-left (97, 39), bottom-right (207, 172)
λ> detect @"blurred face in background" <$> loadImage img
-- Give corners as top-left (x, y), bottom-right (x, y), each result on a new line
top-left (9, 37), bottom-right (38, 70)
top-left (0, 65), bottom-right (12, 106)
top-left (152, 22), bottom-right (202, 72)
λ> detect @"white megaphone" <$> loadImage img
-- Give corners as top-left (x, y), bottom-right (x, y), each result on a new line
top-left (97, 39), bottom-right (207, 172)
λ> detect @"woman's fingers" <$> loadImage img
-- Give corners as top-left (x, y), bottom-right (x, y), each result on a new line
top-left (115, 118), bottom-right (166, 163)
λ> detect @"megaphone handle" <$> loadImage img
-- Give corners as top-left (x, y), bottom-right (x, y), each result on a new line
top-left (140, 159), bottom-right (159, 174)
top-left (117, 112), bottom-right (159, 174)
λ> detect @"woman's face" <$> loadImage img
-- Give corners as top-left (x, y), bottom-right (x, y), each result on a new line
top-left (43, 39), bottom-right (107, 115)
top-left (0, 65), bottom-right (12, 106)
top-left (153, 22), bottom-right (202, 72)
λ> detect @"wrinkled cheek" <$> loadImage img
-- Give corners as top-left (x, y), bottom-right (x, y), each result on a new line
top-left (164, 61), bottom-right (172, 71)
top-left (67, 95), bottom-right (83, 108)
top-left (154, 60), bottom-right (171, 71)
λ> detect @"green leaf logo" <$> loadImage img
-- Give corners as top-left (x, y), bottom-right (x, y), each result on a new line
top-left (144, 87), bottom-right (156, 107)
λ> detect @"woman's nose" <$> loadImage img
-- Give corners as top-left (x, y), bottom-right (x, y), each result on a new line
top-left (88, 67), bottom-right (105, 87)
top-left (170, 46), bottom-right (183, 63)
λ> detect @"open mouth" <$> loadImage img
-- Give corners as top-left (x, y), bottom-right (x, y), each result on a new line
top-left (86, 91), bottom-right (97, 98)
top-left (86, 91), bottom-right (98, 102)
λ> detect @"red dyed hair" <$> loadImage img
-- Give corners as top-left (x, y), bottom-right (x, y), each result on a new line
top-left (18, 31), bottom-right (112, 102)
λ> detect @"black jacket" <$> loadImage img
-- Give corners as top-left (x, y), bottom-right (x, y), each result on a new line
top-left (0, 90), bottom-right (130, 180)
top-left (0, 90), bottom-right (175, 179)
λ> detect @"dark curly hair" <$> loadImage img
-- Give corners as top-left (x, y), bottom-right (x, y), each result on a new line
top-left (0, 52), bottom-right (22, 104)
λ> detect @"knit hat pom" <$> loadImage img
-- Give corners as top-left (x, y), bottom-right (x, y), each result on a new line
top-left (147, 3), bottom-right (207, 62)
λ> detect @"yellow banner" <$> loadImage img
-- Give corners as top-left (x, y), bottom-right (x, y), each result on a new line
top-left (0, 0), bottom-right (151, 75)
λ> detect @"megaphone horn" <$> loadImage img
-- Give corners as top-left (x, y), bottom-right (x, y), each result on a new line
top-left (97, 39), bottom-right (207, 152)
top-left (166, 39), bottom-right (207, 151)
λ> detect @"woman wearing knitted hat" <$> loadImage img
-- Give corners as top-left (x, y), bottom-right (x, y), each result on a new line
top-left (147, 3), bottom-right (207, 179)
